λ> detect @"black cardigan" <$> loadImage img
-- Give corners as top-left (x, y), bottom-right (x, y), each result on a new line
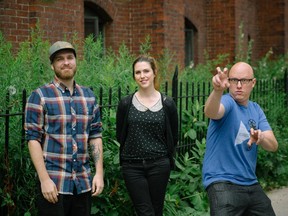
top-left (116, 93), bottom-right (178, 169)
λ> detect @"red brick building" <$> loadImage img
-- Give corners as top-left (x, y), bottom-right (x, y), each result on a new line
top-left (0, 0), bottom-right (287, 68)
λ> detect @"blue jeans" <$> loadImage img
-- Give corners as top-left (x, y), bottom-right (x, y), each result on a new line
top-left (206, 182), bottom-right (275, 216)
top-left (121, 157), bottom-right (171, 216)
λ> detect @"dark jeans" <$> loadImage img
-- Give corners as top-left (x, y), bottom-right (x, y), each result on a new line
top-left (206, 182), bottom-right (275, 216)
top-left (36, 183), bottom-right (91, 216)
top-left (121, 157), bottom-right (171, 216)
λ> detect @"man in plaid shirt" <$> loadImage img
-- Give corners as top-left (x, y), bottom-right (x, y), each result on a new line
top-left (24, 41), bottom-right (104, 216)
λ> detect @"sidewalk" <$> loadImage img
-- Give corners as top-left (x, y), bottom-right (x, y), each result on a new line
top-left (267, 187), bottom-right (288, 216)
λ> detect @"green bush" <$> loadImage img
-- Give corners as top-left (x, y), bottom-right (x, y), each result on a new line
top-left (0, 24), bottom-right (287, 215)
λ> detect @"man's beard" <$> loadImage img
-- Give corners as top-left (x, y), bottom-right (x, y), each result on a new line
top-left (55, 67), bottom-right (77, 81)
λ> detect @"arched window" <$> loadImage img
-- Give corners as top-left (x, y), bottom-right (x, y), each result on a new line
top-left (185, 18), bottom-right (197, 67)
top-left (84, 2), bottom-right (112, 43)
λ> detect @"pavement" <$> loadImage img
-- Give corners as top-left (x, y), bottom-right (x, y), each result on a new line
top-left (267, 187), bottom-right (288, 216)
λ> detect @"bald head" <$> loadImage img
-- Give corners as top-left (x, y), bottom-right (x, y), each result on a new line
top-left (229, 62), bottom-right (254, 78)
top-left (228, 62), bottom-right (256, 106)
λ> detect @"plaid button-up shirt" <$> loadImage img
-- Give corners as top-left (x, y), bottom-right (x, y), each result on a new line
top-left (25, 77), bottom-right (102, 195)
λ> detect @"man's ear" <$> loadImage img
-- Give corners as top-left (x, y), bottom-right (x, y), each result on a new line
top-left (252, 78), bottom-right (256, 88)
top-left (51, 64), bottom-right (54, 70)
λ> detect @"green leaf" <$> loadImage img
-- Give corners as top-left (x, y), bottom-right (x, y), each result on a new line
top-left (185, 129), bottom-right (197, 140)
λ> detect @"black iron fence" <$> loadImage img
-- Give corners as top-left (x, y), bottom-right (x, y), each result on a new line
top-left (1, 69), bottom-right (287, 160)
top-left (0, 68), bottom-right (287, 214)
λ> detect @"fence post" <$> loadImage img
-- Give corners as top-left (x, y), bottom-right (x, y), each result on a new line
top-left (172, 65), bottom-right (178, 105)
top-left (285, 69), bottom-right (288, 107)
top-left (21, 89), bottom-right (26, 149)
top-left (3, 92), bottom-right (10, 215)
top-left (5, 92), bottom-right (10, 162)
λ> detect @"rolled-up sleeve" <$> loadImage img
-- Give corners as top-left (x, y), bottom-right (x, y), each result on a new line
top-left (24, 91), bottom-right (44, 142)
top-left (89, 99), bottom-right (103, 139)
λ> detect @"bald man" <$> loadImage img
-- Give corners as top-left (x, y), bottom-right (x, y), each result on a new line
top-left (202, 62), bottom-right (278, 216)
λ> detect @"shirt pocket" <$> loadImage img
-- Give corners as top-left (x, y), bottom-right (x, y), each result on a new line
top-left (44, 101), bottom-right (66, 134)
top-left (76, 102), bottom-right (94, 132)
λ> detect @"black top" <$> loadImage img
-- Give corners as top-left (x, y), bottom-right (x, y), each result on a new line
top-left (116, 93), bottom-right (178, 169)
top-left (121, 104), bottom-right (167, 160)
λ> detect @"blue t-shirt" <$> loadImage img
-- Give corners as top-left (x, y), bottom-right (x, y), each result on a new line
top-left (202, 94), bottom-right (271, 189)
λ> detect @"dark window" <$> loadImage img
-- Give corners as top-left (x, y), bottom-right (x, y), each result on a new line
top-left (85, 17), bottom-right (99, 39)
top-left (185, 18), bottom-right (197, 67)
top-left (84, 3), bottom-right (112, 42)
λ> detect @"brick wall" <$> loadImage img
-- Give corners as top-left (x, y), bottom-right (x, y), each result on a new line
top-left (184, 0), bottom-right (206, 64)
top-left (0, 0), bottom-right (84, 53)
top-left (0, 0), bottom-right (286, 68)
top-left (0, 0), bottom-right (30, 49)
top-left (85, 0), bottom-right (182, 67)
top-left (163, 0), bottom-right (185, 66)
top-left (29, 0), bottom-right (84, 43)
top-left (286, 0), bottom-right (288, 53)
top-left (255, 0), bottom-right (285, 59)
top-left (100, 0), bottom-right (131, 54)
top-left (205, 0), bottom-right (236, 63)
top-left (129, 0), bottom-right (166, 56)
top-left (234, 0), bottom-right (256, 60)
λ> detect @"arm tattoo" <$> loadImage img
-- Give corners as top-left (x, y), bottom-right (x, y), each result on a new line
top-left (90, 143), bottom-right (100, 165)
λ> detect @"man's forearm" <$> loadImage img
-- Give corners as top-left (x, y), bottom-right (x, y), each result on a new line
top-left (259, 131), bottom-right (278, 152)
top-left (28, 140), bottom-right (50, 182)
top-left (89, 138), bottom-right (104, 175)
top-left (204, 89), bottom-right (224, 119)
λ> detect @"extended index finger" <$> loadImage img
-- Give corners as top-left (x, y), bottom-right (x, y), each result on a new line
top-left (219, 67), bottom-right (228, 78)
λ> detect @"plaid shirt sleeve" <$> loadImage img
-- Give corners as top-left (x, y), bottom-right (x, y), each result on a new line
top-left (87, 88), bottom-right (103, 139)
top-left (24, 90), bottom-right (45, 142)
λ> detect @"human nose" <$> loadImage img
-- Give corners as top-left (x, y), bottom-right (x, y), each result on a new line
top-left (63, 58), bottom-right (70, 65)
top-left (236, 80), bottom-right (243, 87)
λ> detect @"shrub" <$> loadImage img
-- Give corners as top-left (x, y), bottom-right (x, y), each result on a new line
top-left (0, 25), bottom-right (287, 215)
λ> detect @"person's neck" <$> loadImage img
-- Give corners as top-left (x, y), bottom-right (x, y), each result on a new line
top-left (137, 88), bottom-right (158, 98)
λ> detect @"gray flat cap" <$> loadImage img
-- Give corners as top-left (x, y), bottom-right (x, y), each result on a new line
top-left (49, 41), bottom-right (76, 63)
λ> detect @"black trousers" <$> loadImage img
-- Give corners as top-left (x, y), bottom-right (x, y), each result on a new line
top-left (121, 157), bottom-right (171, 216)
top-left (206, 182), bottom-right (275, 216)
top-left (36, 183), bottom-right (91, 216)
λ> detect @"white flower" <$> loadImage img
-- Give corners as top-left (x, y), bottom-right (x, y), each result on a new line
top-left (7, 86), bottom-right (16, 95)
top-left (189, 61), bottom-right (194, 69)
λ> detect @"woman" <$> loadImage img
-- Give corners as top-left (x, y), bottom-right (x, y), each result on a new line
top-left (116, 55), bottom-right (178, 216)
